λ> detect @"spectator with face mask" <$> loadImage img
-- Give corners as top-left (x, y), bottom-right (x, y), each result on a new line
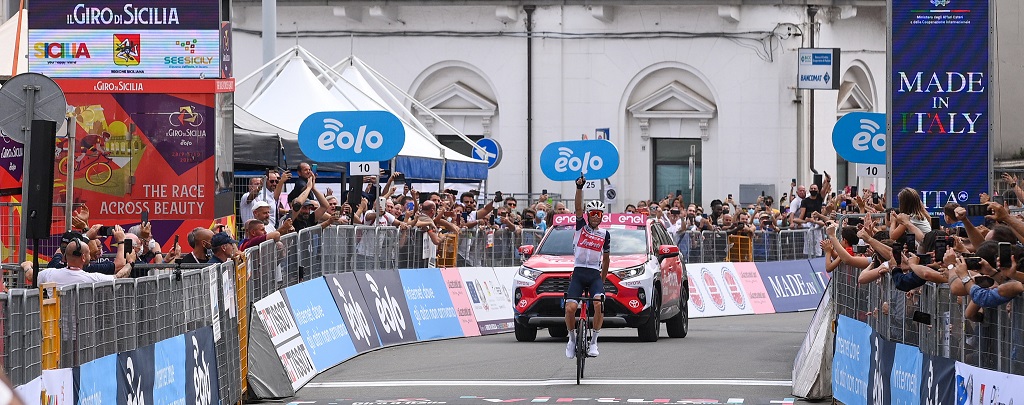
top-left (176, 227), bottom-right (215, 264)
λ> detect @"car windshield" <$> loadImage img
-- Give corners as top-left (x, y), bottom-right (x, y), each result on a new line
top-left (535, 226), bottom-right (648, 256)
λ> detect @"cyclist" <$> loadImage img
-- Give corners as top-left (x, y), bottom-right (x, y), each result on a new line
top-left (76, 131), bottom-right (111, 164)
top-left (565, 174), bottom-right (610, 358)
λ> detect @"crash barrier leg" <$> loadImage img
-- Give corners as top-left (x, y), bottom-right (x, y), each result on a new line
top-left (437, 233), bottom-right (459, 268)
top-left (236, 258), bottom-right (250, 399)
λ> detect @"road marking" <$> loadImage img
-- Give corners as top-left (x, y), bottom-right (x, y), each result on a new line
top-left (305, 379), bottom-right (792, 388)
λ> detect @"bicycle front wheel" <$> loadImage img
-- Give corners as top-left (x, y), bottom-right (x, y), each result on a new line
top-left (576, 319), bottom-right (587, 384)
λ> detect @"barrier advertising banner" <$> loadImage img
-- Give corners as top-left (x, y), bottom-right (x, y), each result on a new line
top-left (117, 345), bottom-right (155, 405)
top-left (833, 315), bottom-right (872, 405)
top-left (185, 326), bottom-right (220, 405)
top-left (399, 269), bottom-right (464, 340)
top-left (920, 354), bottom-right (956, 405)
top-left (730, 263), bottom-right (776, 314)
top-left (807, 257), bottom-right (831, 289)
top-left (152, 335), bottom-right (186, 405)
top-left (955, 361), bottom-right (1009, 405)
top-left (439, 268), bottom-right (481, 337)
top-left (685, 263), bottom-right (754, 318)
top-left (355, 271), bottom-right (418, 345)
top-left (275, 335), bottom-right (316, 390)
top-left (14, 376), bottom-right (40, 405)
top-left (283, 278), bottom-right (358, 372)
top-left (867, 333), bottom-right (895, 405)
top-left (890, 0), bottom-right (990, 215)
top-left (890, 343), bottom-right (922, 405)
top-left (753, 260), bottom-right (823, 312)
top-left (40, 369), bottom-right (73, 405)
top-left (78, 353), bottom-right (117, 405)
top-left (325, 273), bottom-right (382, 353)
top-left (457, 267), bottom-right (514, 334)
top-left (252, 291), bottom-right (299, 347)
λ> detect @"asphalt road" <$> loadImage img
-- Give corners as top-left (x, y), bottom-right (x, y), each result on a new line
top-left (286, 311), bottom-right (820, 405)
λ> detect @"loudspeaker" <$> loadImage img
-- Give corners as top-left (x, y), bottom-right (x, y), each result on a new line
top-left (25, 120), bottom-right (57, 240)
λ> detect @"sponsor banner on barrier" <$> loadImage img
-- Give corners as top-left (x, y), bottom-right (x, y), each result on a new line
top-left (325, 273), bottom-right (382, 353)
top-left (252, 291), bottom-right (300, 346)
top-left (685, 263), bottom-right (755, 318)
top-left (355, 271), bottom-right (418, 345)
top-left (920, 354), bottom-right (956, 405)
top-left (955, 361), bottom-right (1009, 405)
top-left (14, 376), bottom-right (41, 405)
top-left (152, 335), bottom-right (186, 405)
top-left (753, 260), bottom-right (823, 312)
top-left (891, 343), bottom-right (922, 405)
top-left (78, 353), bottom-right (117, 405)
top-left (41, 368), bottom-right (73, 405)
top-left (833, 315), bottom-right (871, 405)
top-left (730, 263), bottom-right (776, 314)
top-left (283, 278), bottom-right (358, 372)
top-left (399, 269), bottom-right (464, 341)
top-left (118, 345), bottom-right (155, 405)
top-left (276, 335), bottom-right (316, 390)
top-left (440, 268), bottom-right (481, 337)
top-left (868, 333), bottom-right (895, 405)
top-left (807, 257), bottom-right (830, 289)
top-left (457, 267), bottom-right (514, 334)
top-left (185, 326), bottom-right (220, 405)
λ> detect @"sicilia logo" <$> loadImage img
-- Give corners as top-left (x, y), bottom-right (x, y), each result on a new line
top-left (113, 34), bottom-right (141, 66)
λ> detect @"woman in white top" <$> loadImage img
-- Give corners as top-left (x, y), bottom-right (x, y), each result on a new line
top-left (891, 187), bottom-right (932, 252)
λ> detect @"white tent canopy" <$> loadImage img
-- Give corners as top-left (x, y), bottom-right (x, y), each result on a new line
top-left (0, 10), bottom-right (27, 77)
top-left (237, 46), bottom-right (487, 182)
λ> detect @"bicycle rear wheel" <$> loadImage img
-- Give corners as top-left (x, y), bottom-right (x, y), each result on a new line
top-left (576, 318), bottom-right (586, 384)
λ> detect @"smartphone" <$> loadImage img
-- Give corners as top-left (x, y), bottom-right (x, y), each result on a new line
top-left (494, 191), bottom-right (503, 203)
top-left (141, 210), bottom-right (149, 224)
top-left (934, 236), bottom-right (947, 262)
top-left (872, 192), bottom-right (880, 204)
top-left (999, 242), bottom-right (1012, 268)
top-left (957, 226), bottom-right (968, 238)
top-left (677, 189), bottom-right (683, 197)
top-left (542, 189), bottom-right (548, 195)
top-left (728, 194), bottom-right (733, 200)
top-left (847, 217), bottom-right (863, 227)
top-left (311, 163), bottom-right (318, 174)
top-left (123, 238), bottom-right (133, 258)
top-left (967, 204), bottom-right (989, 217)
top-left (791, 178), bottom-right (797, 185)
top-left (393, 173), bottom-right (405, 186)
top-left (173, 235), bottom-right (179, 249)
top-left (966, 256), bottom-right (982, 271)
top-left (930, 217), bottom-right (940, 230)
top-left (892, 239), bottom-right (904, 265)
top-left (912, 310), bottom-right (932, 325)
top-left (98, 226), bottom-right (114, 236)
top-left (993, 195), bottom-right (1005, 205)
top-left (850, 186), bottom-right (858, 197)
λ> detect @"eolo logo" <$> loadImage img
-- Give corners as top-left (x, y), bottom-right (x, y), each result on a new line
top-left (540, 140), bottom-right (620, 181)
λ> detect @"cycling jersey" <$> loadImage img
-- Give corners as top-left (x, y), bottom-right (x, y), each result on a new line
top-left (573, 215), bottom-right (610, 271)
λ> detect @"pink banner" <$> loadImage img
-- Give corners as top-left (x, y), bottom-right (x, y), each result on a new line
top-left (731, 263), bottom-right (777, 314)
top-left (551, 213), bottom-right (647, 227)
top-left (440, 268), bottom-right (481, 337)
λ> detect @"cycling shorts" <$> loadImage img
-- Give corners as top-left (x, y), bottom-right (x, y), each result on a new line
top-left (566, 266), bottom-right (604, 303)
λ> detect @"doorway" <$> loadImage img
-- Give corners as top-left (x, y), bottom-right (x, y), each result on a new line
top-left (653, 139), bottom-right (702, 205)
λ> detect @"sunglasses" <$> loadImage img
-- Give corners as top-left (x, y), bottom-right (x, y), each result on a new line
top-left (587, 210), bottom-right (603, 217)
top-left (268, 180), bottom-right (279, 184)
top-left (507, 202), bottom-right (517, 207)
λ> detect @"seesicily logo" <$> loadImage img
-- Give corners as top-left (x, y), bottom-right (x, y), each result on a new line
top-left (164, 38), bottom-right (213, 66)
top-left (113, 34), bottom-right (140, 66)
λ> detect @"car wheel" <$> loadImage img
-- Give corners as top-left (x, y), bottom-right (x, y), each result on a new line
top-left (638, 293), bottom-right (660, 342)
top-left (666, 285), bottom-right (689, 338)
top-left (515, 321), bottom-right (538, 342)
top-left (548, 326), bottom-right (569, 338)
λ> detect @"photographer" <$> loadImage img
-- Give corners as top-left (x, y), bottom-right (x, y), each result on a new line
top-left (948, 241), bottom-right (1024, 322)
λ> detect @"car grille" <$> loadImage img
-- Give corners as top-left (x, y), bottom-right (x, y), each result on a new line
top-left (536, 276), bottom-right (618, 295)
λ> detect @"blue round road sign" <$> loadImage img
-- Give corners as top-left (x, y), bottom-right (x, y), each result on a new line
top-left (473, 138), bottom-right (501, 168)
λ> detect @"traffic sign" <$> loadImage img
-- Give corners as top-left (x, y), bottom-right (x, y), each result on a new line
top-left (539, 139), bottom-right (619, 181)
top-left (297, 111), bottom-right (405, 162)
top-left (472, 138), bottom-right (501, 168)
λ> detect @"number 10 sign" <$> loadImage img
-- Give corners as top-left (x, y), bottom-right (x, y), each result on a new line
top-left (298, 111), bottom-right (406, 162)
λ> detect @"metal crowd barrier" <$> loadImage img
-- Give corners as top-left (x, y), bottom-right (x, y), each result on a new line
top-left (2, 220), bottom-right (832, 399)
top-left (676, 228), bottom-right (824, 264)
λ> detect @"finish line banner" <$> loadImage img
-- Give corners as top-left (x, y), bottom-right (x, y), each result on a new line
top-left (889, 0), bottom-right (990, 214)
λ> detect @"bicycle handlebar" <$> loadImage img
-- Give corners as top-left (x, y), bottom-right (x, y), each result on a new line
top-left (564, 294), bottom-right (606, 303)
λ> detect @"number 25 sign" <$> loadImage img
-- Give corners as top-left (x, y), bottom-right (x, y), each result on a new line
top-left (298, 111), bottom-right (406, 162)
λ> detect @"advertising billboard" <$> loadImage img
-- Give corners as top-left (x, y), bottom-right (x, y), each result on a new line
top-left (28, 0), bottom-right (222, 78)
top-left (889, 0), bottom-right (989, 214)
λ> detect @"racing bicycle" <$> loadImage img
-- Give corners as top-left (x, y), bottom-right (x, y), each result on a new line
top-left (566, 292), bottom-right (604, 385)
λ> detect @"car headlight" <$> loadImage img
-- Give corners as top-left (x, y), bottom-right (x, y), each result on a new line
top-left (518, 266), bottom-right (542, 280)
top-left (612, 265), bottom-right (645, 280)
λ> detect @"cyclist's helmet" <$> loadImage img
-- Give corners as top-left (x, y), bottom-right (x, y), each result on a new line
top-left (585, 200), bottom-right (607, 213)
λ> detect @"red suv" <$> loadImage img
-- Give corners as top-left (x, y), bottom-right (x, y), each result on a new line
top-left (512, 213), bottom-right (688, 342)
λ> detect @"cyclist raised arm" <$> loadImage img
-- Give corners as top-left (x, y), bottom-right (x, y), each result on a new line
top-left (565, 173), bottom-right (610, 359)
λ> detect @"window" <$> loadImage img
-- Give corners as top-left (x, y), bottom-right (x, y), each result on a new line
top-left (653, 139), bottom-right (702, 205)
